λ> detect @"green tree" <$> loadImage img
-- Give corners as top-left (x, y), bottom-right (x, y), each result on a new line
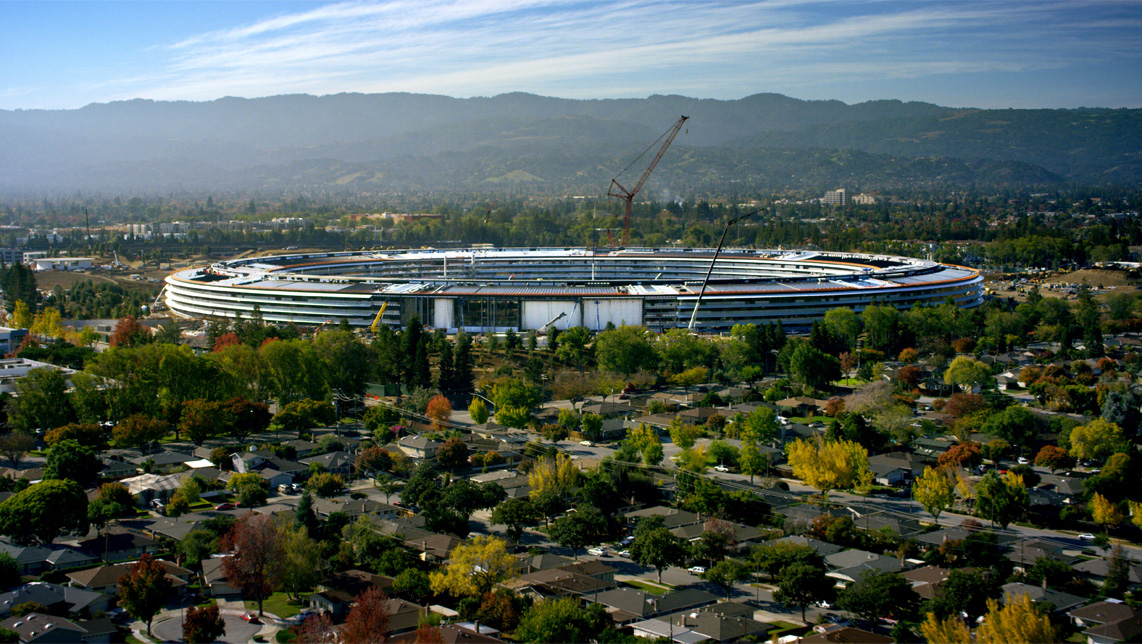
top-left (7, 367), bottom-right (73, 433)
top-left (0, 479), bottom-right (89, 545)
top-left (975, 471), bottom-right (1028, 530)
top-left (786, 341), bottom-right (841, 391)
top-left (177, 529), bottom-right (218, 572)
top-left (490, 497), bottom-right (538, 543)
top-left (118, 554), bottom-right (174, 636)
top-left (738, 441), bottom-right (768, 483)
top-left (581, 412), bottom-right (603, 444)
top-left (774, 562), bottom-right (833, 621)
top-left (279, 522), bottom-right (323, 601)
top-left (515, 598), bottom-right (608, 644)
top-left (630, 516), bottom-right (688, 583)
top-left (839, 570), bottom-right (918, 623)
top-left (926, 568), bottom-right (1000, 622)
top-left (555, 327), bottom-right (592, 374)
top-left (43, 439), bottom-right (101, 486)
top-left (595, 325), bottom-right (658, 376)
top-left (468, 398), bottom-right (489, 425)
top-left (740, 406), bottom-right (780, 445)
top-left (549, 505), bottom-right (608, 559)
top-left (705, 559), bottom-right (750, 597)
top-left (944, 356), bottom-right (993, 391)
top-left (1069, 418), bottom-right (1126, 462)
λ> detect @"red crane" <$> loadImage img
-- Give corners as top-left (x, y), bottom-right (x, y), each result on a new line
top-left (607, 115), bottom-right (689, 247)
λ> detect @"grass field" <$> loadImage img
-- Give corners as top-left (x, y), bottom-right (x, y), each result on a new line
top-left (247, 591), bottom-right (307, 619)
top-left (623, 580), bottom-right (672, 595)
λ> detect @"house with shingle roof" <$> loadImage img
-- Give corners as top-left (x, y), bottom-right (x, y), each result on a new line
top-left (1069, 599), bottom-right (1142, 644)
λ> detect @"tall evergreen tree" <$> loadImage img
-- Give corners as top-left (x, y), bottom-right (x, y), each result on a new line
top-left (454, 332), bottom-right (474, 392)
top-left (437, 340), bottom-right (455, 392)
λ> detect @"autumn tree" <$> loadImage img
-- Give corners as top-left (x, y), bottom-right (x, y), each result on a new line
top-left (528, 453), bottom-right (579, 501)
top-left (468, 398), bottom-right (489, 425)
top-left (183, 604), bottom-right (226, 644)
top-left (437, 437), bottom-right (470, 471)
top-left (110, 316), bottom-right (152, 347)
top-left (118, 554), bottom-right (174, 636)
top-left (944, 355), bottom-right (993, 391)
top-left (425, 395), bottom-right (452, 429)
top-left (222, 513), bottom-right (283, 616)
top-left (44, 423), bottom-right (106, 450)
top-left (429, 535), bottom-right (517, 597)
top-left (342, 587), bottom-right (391, 644)
top-left (914, 466), bottom-right (955, 522)
top-left (974, 593), bottom-right (1057, 643)
top-left (785, 435), bottom-right (872, 497)
top-left (1091, 492), bottom-right (1125, 531)
top-left (112, 414), bottom-right (168, 449)
top-left (937, 442), bottom-right (983, 470)
top-left (1034, 445), bottom-right (1074, 473)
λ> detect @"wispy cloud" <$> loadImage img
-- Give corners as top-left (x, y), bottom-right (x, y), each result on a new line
top-left (6, 0), bottom-right (1141, 108)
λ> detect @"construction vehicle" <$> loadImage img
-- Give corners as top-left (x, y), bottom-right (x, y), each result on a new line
top-left (369, 302), bottom-right (389, 336)
top-left (314, 319), bottom-right (333, 334)
top-left (539, 311), bottom-right (568, 335)
top-left (607, 115), bottom-right (689, 247)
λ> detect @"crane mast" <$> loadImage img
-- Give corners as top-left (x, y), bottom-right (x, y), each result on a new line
top-left (608, 115), bottom-right (689, 247)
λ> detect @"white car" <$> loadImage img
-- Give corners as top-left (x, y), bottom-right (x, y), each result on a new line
top-left (618, 550), bottom-right (630, 558)
top-left (688, 566), bottom-right (706, 575)
top-left (1017, 456), bottom-right (1029, 465)
top-left (1079, 533), bottom-right (1096, 541)
top-left (580, 440), bottom-right (595, 447)
top-left (588, 547), bottom-right (607, 556)
top-left (714, 464), bottom-right (730, 472)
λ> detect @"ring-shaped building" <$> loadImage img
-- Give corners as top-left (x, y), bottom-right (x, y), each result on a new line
top-left (163, 247), bottom-right (983, 333)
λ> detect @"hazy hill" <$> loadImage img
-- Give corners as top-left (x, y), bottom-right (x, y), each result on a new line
top-left (1, 92), bottom-right (1134, 194)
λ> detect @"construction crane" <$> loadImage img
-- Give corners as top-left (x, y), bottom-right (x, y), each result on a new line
top-left (607, 115), bottom-right (689, 247)
top-left (539, 311), bottom-right (567, 334)
top-left (369, 302), bottom-right (389, 337)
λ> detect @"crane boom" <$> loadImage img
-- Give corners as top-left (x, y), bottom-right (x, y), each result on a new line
top-left (608, 115), bottom-right (689, 247)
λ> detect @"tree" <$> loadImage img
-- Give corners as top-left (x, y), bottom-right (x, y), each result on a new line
top-left (0, 553), bottom-right (19, 590)
top-left (490, 497), bottom-right (538, 542)
top-left (0, 433), bottom-right (34, 468)
top-left (437, 437), bottom-right (470, 471)
top-left (555, 327), bottom-right (592, 374)
top-left (118, 554), bottom-right (174, 636)
top-left (1104, 546), bottom-right (1131, 599)
top-left (740, 406), bottom-right (780, 445)
top-left (926, 568), bottom-right (1000, 622)
top-left (468, 398), bottom-right (489, 425)
top-left (751, 542), bottom-right (824, 581)
top-left (44, 423), bottom-right (106, 449)
top-left (787, 341), bottom-right (841, 391)
top-left (774, 562), bottom-right (833, 621)
top-left (42, 439), bottom-right (101, 486)
top-left (621, 423), bottom-right (663, 466)
top-left (112, 414), bottom-right (168, 449)
top-left (110, 316), bottom-right (152, 347)
top-left (838, 570), bottom-right (918, 623)
top-left (528, 453), bottom-right (579, 500)
top-left (580, 412), bottom-right (603, 444)
top-left (549, 505), bottom-right (608, 559)
top-left (1091, 492), bottom-right (1125, 531)
top-left (429, 535), bottom-right (517, 597)
top-left (224, 397), bottom-right (271, 440)
top-left (705, 559), bottom-right (749, 597)
top-left (630, 517), bottom-right (688, 583)
top-left (495, 405), bottom-right (531, 429)
top-left (937, 443), bottom-right (983, 470)
top-left (975, 593), bottom-right (1058, 643)
top-left (279, 522), bottom-right (323, 601)
top-left (307, 472), bottom-right (345, 498)
top-left (178, 399), bottom-right (231, 445)
top-left (0, 479), bottom-right (88, 544)
top-left (515, 598), bottom-right (607, 644)
top-left (1034, 445), bottom-right (1074, 473)
top-left (7, 368), bottom-right (72, 434)
top-left (1069, 418), bottom-right (1126, 462)
top-left (342, 587), bottom-right (391, 644)
top-left (595, 325), bottom-right (658, 375)
top-left (914, 466), bottom-right (955, 522)
top-left (182, 604), bottom-right (226, 644)
top-left (738, 441), bottom-right (767, 483)
top-left (944, 356), bottom-right (993, 391)
top-left (975, 471), bottom-right (1028, 530)
top-left (178, 529), bottom-right (218, 572)
top-left (981, 406), bottom-right (1038, 451)
top-left (426, 395), bottom-right (452, 429)
top-left (222, 513), bottom-right (283, 616)
top-left (89, 483), bottom-right (136, 536)
top-left (785, 435), bottom-right (872, 497)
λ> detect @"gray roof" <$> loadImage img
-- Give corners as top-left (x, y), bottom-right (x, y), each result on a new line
top-left (1002, 582), bottom-right (1087, 613)
top-left (590, 587), bottom-right (719, 618)
top-left (0, 582), bottom-right (105, 616)
top-left (767, 535), bottom-right (844, 556)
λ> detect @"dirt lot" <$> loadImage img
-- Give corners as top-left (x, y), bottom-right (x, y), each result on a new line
top-left (36, 269), bottom-right (164, 294)
top-left (985, 269), bottom-right (1141, 303)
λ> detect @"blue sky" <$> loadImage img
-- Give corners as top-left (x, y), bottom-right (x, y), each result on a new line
top-left (2, 0), bottom-right (1140, 110)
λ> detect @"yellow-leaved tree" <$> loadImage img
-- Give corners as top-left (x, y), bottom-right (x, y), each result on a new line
top-left (429, 535), bottom-right (517, 597)
top-left (785, 435), bottom-right (872, 497)
top-left (913, 466), bottom-right (955, 522)
top-left (528, 453), bottom-right (579, 500)
top-left (11, 300), bottom-right (32, 330)
top-left (1128, 500), bottom-right (1142, 529)
top-left (922, 593), bottom-right (1057, 644)
top-left (1091, 492), bottom-right (1125, 531)
top-left (1069, 418), bottom-right (1126, 462)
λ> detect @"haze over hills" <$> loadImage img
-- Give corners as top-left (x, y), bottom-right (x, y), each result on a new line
top-left (2, 92), bottom-right (1138, 195)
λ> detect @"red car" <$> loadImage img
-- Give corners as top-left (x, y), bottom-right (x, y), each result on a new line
top-left (241, 612), bottom-right (260, 624)
top-left (214, 503), bottom-right (236, 511)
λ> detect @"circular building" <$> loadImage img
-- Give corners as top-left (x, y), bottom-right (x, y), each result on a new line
top-left (163, 247), bottom-right (983, 333)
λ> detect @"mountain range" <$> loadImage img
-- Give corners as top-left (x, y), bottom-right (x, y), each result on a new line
top-left (2, 92), bottom-right (1139, 195)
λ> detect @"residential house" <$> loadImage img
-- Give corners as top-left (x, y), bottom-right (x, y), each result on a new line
top-left (1075, 558), bottom-right (1142, 589)
top-left (201, 557), bottom-right (242, 599)
top-left (1003, 582), bottom-right (1087, 614)
top-left (669, 602), bottom-right (773, 643)
top-left (66, 560), bottom-right (192, 597)
top-left (587, 588), bottom-right (719, 625)
top-left (308, 570), bottom-right (394, 620)
top-left (300, 451), bottom-right (354, 477)
top-left (0, 583), bottom-right (109, 619)
top-left (396, 436), bottom-right (441, 462)
top-left (628, 619), bottom-right (706, 644)
top-left (625, 507), bottom-right (702, 530)
top-left (74, 528), bottom-right (161, 563)
top-left (313, 498), bottom-right (399, 521)
top-left (502, 569), bottom-right (615, 601)
top-left (282, 439), bottom-right (322, 459)
top-left (0, 612), bottom-right (112, 644)
top-left (797, 625), bottom-right (895, 643)
top-left (471, 470), bottom-right (531, 499)
top-left (1069, 600), bottom-right (1142, 644)
top-left (230, 450), bottom-right (306, 488)
top-left (765, 536), bottom-right (844, 558)
top-left (902, 566), bottom-right (951, 600)
top-left (825, 550), bottom-right (905, 586)
top-left (515, 553), bottom-right (573, 575)
top-left (389, 623), bottom-right (506, 644)
top-left (128, 451), bottom-right (195, 475)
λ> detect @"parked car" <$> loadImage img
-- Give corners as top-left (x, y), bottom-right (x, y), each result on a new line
top-left (688, 566), bottom-right (706, 575)
top-left (588, 547), bottom-right (607, 557)
top-left (213, 503), bottom-right (235, 511)
top-left (1079, 533), bottom-right (1096, 541)
top-left (618, 550), bottom-right (630, 558)
top-left (1017, 456), bottom-right (1029, 465)
top-left (241, 612), bottom-right (260, 624)
top-left (580, 440), bottom-right (595, 447)
top-left (714, 464), bottom-right (730, 473)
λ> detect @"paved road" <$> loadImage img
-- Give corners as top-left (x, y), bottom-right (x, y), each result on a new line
top-left (151, 612), bottom-right (262, 643)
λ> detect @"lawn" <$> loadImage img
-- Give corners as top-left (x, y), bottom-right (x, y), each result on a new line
top-left (783, 416), bottom-right (829, 425)
top-left (623, 580), bottom-right (672, 595)
top-left (246, 591), bottom-right (307, 619)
